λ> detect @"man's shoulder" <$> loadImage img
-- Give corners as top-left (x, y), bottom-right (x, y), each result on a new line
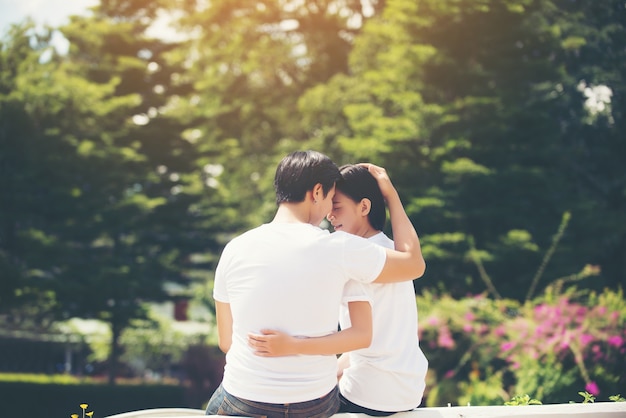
top-left (326, 230), bottom-right (360, 243)
top-left (223, 224), bottom-right (267, 246)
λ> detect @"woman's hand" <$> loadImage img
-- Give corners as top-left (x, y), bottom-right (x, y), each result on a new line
top-left (248, 329), bottom-right (298, 357)
top-left (358, 163), bottom-right (398, 202)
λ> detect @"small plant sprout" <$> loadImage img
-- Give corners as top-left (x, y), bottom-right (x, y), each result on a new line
top-left (80, 403), bottom-right (88, 418)
top-left (505, 394), bottom-right (542, 406)
top-left (609, 394), bottom-right (626, 402)
top-left (578, 391), bottom-right (596, 403)
top-left (72, 403), bottom-right (93, 418)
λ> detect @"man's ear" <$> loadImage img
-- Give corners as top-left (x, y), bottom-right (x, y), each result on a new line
top-left (311, 183), bottom-right (324, 202)
top-left (360, 198), bottom-right (372, 216)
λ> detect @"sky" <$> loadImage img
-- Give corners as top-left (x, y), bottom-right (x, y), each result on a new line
top-left (0, 0), bottom-right (180, 52)
top-left (0, 0), bottom-right (97, 33)
top-left (0, 0), bottom-right (97, 54)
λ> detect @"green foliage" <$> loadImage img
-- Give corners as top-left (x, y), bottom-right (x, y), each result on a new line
top-left (0, 10), bottom-right (225, 383)
top-left (0, 373), bottom-right (88, 384)
top-left (458, 371), bottom-right (509, 406)
top-left (298, 0), bottom-right (626, 299)
top-left (3, 0), bottom-right (626, 389)
top-left (504, 394), bottom-right (542, 406)
top-left (119, 314), bottom-right (209, 377)
top-left (578, 391), bottom-right (595, 404)
top-left (418, 285), bottom-right (626, 406)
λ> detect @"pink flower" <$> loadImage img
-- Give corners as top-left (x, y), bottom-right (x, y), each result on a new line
top-left (427, 316), bottom-right (440, 326)
top-left (535, 325), bottom-right (544, 336)
top-left (559, 331), bottom-right (571, 350)
top-left (585, 381), bottom-right (600, 396)
top-left (444, 370), bottom-right (455, 378)
top-left (437, 330), bottom-right (455, 349)
top-left (580, 334), bottom-right (594, 346)
top-left (607, 336), bottom-right (623, 348)
top-left (464, 313), bottom-right (475, 321)
top-left (500, 342), bottom-right (515, 352)
top-left (463, 324), bottom-right (473, 332)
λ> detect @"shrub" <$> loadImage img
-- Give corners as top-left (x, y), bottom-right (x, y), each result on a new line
top-left (418, 285), bottom-right (626, 406)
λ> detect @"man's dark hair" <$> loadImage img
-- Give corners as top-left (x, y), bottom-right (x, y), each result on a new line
top-left (274, 150), bottom-right (341, 204)
top-left (337, 164), bottom-right (386, 231)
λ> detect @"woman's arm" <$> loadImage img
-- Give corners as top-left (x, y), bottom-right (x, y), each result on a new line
top-left (248, 301), bottom-right (372, 356)
top-left (362, 163), bottom-right (426, 284)
top-left (215, 300), bottom-right (233, 353)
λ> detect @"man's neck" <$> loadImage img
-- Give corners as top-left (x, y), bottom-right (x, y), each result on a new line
top-left (273, 203), bottom-right (314, 225)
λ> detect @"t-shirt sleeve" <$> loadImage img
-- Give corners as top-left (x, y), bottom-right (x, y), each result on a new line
top-left (212, 244), bottom-right (232, 303)
top-left (339, 232), bottom-right (387, 284)
top-left (341, 279), bottom-right (373, 304)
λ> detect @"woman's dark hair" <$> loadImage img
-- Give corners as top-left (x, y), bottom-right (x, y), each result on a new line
top-left (274, 150), bottom-right (341, 204)
top-left (337, 164), bottom-right (386, 231)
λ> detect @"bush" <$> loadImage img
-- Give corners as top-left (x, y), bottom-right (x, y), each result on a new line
top-left (418, 284), bottom-right (626, 406)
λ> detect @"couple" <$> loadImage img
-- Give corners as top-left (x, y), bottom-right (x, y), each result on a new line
top-left (206, 151), bottom-right (428, 417)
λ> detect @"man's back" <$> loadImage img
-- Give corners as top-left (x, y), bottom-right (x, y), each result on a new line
top-left (213, 222), bottom-right (385, 403)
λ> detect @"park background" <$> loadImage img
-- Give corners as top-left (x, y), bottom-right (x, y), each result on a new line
top-left (0, 0), bottom-right (624, 416)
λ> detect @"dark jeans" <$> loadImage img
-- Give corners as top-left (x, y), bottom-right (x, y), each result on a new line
top-left (338, 392), bottom-right (397, 417)
top-left (205, 383), bottom-right (340, 418)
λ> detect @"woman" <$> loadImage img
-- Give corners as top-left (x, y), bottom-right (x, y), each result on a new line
top-left (329, 164), bottom-right (428, 416)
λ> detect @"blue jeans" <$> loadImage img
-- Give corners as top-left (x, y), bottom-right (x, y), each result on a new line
top-left (205, 383), bottom-right (340, 418)
top-left (338, 392), bottom-right (397, 417)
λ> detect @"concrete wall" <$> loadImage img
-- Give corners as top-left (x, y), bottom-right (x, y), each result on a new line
top-left (106, 402), bottom-right (626, 418)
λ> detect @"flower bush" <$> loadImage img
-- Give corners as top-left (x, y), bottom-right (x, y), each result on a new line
top-left (417, 283), bottom-right (626, 406)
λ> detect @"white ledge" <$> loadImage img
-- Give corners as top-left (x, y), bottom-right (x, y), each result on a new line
top-left (105, 402), bottom-right (626, 418)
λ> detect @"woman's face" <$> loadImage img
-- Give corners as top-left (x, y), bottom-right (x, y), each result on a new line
top-left (327, 190), bottom-right (366, 235)
top-left (314, 184), bottom-right (335, 225)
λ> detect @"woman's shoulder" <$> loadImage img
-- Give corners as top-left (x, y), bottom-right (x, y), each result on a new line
top-left (368, 231), bottom-right (394, 249)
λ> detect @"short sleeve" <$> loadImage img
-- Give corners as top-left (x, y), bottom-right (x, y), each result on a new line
top-left (338, 232), bottom-right (387, 284)
top-left (341, 279), bottom-right (373, 304)
top-left (212, 244), bottom-right (232, 303)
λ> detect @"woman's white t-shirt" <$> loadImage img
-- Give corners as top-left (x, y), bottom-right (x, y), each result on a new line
top-left (339, 232), bottom-right (428, 412)
top-left (213, 222), bottom-right (386, 403)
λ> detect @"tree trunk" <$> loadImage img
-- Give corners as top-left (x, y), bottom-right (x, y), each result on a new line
top-left (107, 319), bottom-right (122, 385)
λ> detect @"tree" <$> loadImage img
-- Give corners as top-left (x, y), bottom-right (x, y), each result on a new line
top-left (0, 0), bottom-right (234, 383)
top-left (174, 0), bottom-right (389, 226)
top-left (297, 0), bottom-right (626, 298)
top-left (0, 21), bottom-right (67, 328)
top-left (50, 0), bottom-right (237, 382)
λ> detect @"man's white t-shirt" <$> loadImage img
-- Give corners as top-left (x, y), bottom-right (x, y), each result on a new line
top-left (339, 232), bottom-right (428, 412)
top-left (213, 222), bottom-right (386, 403)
